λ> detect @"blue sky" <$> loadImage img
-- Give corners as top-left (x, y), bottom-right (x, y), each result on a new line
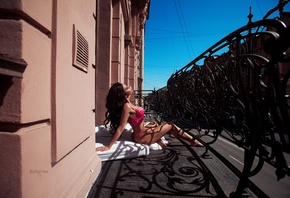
top-left (144, 0), bottom-right (290, 91)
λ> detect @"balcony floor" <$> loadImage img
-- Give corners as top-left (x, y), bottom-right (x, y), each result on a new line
top-left (88, 130), bottom-right (255, 198)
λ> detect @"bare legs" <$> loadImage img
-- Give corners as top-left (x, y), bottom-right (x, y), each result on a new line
top-left (136, 123), bottom-right (203, 147)
top-left (169, 124), bottom-right (203, 147)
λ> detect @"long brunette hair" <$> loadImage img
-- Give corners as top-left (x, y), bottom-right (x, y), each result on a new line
top-left (104, 82), bottom-right (128, 130)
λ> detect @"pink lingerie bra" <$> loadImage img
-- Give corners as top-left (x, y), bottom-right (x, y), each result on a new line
top-left (128, 107), bottom-right (144, 125)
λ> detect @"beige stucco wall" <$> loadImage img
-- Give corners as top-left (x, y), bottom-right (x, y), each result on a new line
top-left (95, 0), bottom-right (112, 125)
top-left (52, 0), bottom-right (96, 162)
top-left (0, 0), bottom-right (149, 197)
top-left (0, 0), bottom-right (101, 197)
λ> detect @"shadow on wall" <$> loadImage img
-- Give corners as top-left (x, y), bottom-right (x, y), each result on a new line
top-left (0, 75), bottom-right (14, 106)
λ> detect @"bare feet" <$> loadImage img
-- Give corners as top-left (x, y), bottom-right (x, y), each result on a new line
top-left (191, 139), bottom-right (204, 147)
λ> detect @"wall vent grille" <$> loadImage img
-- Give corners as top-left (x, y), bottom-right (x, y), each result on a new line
top-left (73, 25), bottom-right (89, 72)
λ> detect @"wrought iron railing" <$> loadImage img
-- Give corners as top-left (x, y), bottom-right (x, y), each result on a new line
top-left (147, 1), bottom-right (290, 197)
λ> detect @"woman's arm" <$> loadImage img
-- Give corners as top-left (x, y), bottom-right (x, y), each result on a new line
top-left (145, 121), bottom-right (158, 128)
top-left (96, 103), bottom-right (131, 152)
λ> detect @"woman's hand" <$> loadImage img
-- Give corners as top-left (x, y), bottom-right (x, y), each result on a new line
top-left (96, 146), bottom-right (110, 152)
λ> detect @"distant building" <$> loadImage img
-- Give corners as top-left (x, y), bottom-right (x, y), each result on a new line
top-left (0, 0), bottom-right (150, 197)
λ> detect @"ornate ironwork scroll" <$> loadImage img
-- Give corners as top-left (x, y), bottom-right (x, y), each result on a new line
top-left (150, 2), bottom-right (290, 197)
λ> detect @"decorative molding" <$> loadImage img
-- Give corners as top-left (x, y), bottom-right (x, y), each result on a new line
top-left (131, 0), bottom-right (150, 51)
top-left (0, 8), bottom-right (51, 38)
top-left (124, 34), bottom-right (132, 45)
top-left (121, 0), bottom-right (131, 22)
top-left (0, 55), bottom-right (27, 78)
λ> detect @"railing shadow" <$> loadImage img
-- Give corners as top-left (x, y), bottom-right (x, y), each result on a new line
top-left (89, 136), bottom-right (232, 198)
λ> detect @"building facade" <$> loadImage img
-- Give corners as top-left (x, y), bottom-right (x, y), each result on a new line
top-left (95, 0), bottom-right (149, 124)
top-left (0, 0), bottom-right (149, 197)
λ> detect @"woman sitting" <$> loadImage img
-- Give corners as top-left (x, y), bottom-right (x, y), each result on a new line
top-left (96, 82), bottom-right (203, 152)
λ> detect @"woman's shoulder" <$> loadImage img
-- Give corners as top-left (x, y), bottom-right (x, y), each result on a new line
top-left (123, 102), bottom-right (131, 110)
top-left (123, 102), bottom-right (136, 114)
